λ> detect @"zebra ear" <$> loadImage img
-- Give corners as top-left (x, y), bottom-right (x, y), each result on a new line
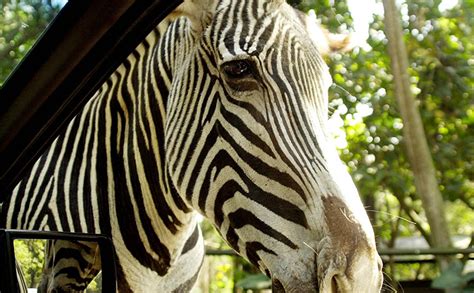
top-left (171, 0), bottom-right (218, 33)
top-left (304, 10), bottom-right (355, 55)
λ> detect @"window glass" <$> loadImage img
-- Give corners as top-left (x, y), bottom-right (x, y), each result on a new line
top-left (0, 0), bottom-right (66, 86)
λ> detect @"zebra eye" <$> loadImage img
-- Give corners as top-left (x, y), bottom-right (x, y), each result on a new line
top-left (221, 60), bottom-right (253, 79)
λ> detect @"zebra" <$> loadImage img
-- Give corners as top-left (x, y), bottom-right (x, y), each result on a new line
top-left (1, 0), bottom-right (383, 292)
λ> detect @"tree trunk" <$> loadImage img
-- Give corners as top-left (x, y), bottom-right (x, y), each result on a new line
top-left (382, 0), bottom-right (452, 270)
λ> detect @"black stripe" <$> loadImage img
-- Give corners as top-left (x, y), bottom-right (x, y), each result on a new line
top-left (228, 208), bottom-right (298, 249)
top-left (16, 147), bottom-right (50, 227)
top-left (171, 255), bottom-right (203, 293)
top-left (136, 120), bottom-right (181, 233)
top-left (246, 241), bottom-right (276, 268)
top-left (216, 119), bottom-right (306, 199)
top-left (116, 258), bottom-right (133, 293)
top-left (182, 224), bottom-right (201, 255)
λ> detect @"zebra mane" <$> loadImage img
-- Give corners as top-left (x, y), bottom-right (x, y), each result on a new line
top-left (171, 0), bottom-right (218, 33)
top-left (172, 0), bottom-right (289, 33)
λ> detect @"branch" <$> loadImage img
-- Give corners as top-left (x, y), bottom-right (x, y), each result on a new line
top-left (397, 196), bottom-right (433, 247)
top-left (459, 195), bottom-right (474, 210)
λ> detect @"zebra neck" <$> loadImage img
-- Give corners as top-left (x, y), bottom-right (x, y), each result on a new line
top-left (102, 17), bottom-right (201, 277)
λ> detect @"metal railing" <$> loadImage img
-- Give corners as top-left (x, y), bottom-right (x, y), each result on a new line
top-left (206, 247), bottom-right (474, 264)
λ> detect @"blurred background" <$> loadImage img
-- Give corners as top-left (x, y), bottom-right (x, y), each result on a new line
top-left (1, 0), bottom-right (472, 292)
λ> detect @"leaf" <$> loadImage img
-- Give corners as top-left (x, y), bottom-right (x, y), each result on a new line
top-left (432, 273), bottom-right (464, 289)
top-left (432, 260), bottom-right (465, 289)
top-left (461, 272), bottom-right (474, 283)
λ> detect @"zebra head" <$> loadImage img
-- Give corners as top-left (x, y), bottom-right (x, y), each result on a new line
top-left (168, 0), bottom-right (383, 291)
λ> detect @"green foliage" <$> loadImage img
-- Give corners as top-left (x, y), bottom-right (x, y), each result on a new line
top-left (85, 272), bottom-right (102, 293)
top-left (294, 0), bottom-right (354, 31)
top-left (14, 239), bottom-right (45, 288)
top-left (0, 0), bottom-right (62, 85)
top-left (306, 0), bottom-right (473, 284)
top-left (406, 0), bottom-right (474, 206)
top-left (315, 0), bottom-right (473, 240)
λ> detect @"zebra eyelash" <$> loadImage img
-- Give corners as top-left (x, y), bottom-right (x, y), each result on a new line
top-left (221, 60), bottom-right (254, 79)
top-left (220, 59), bottom-right (261, 92)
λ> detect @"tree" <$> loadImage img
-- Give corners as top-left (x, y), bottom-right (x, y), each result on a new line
top-left (14, 239), bottom-right (46, 288)
top-left (382, 0), bottom-right (452, 269)
top-left (298, 0), bottom-right (472, 285)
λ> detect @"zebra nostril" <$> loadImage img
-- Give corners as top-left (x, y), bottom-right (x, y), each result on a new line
top-left (330, 275), bottom-right (339, 293)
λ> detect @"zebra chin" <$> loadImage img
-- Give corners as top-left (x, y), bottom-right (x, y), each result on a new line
top-left (263, 197), bottom-right (384, 293)
top-left (269, 248), bottom-right (383, 293)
